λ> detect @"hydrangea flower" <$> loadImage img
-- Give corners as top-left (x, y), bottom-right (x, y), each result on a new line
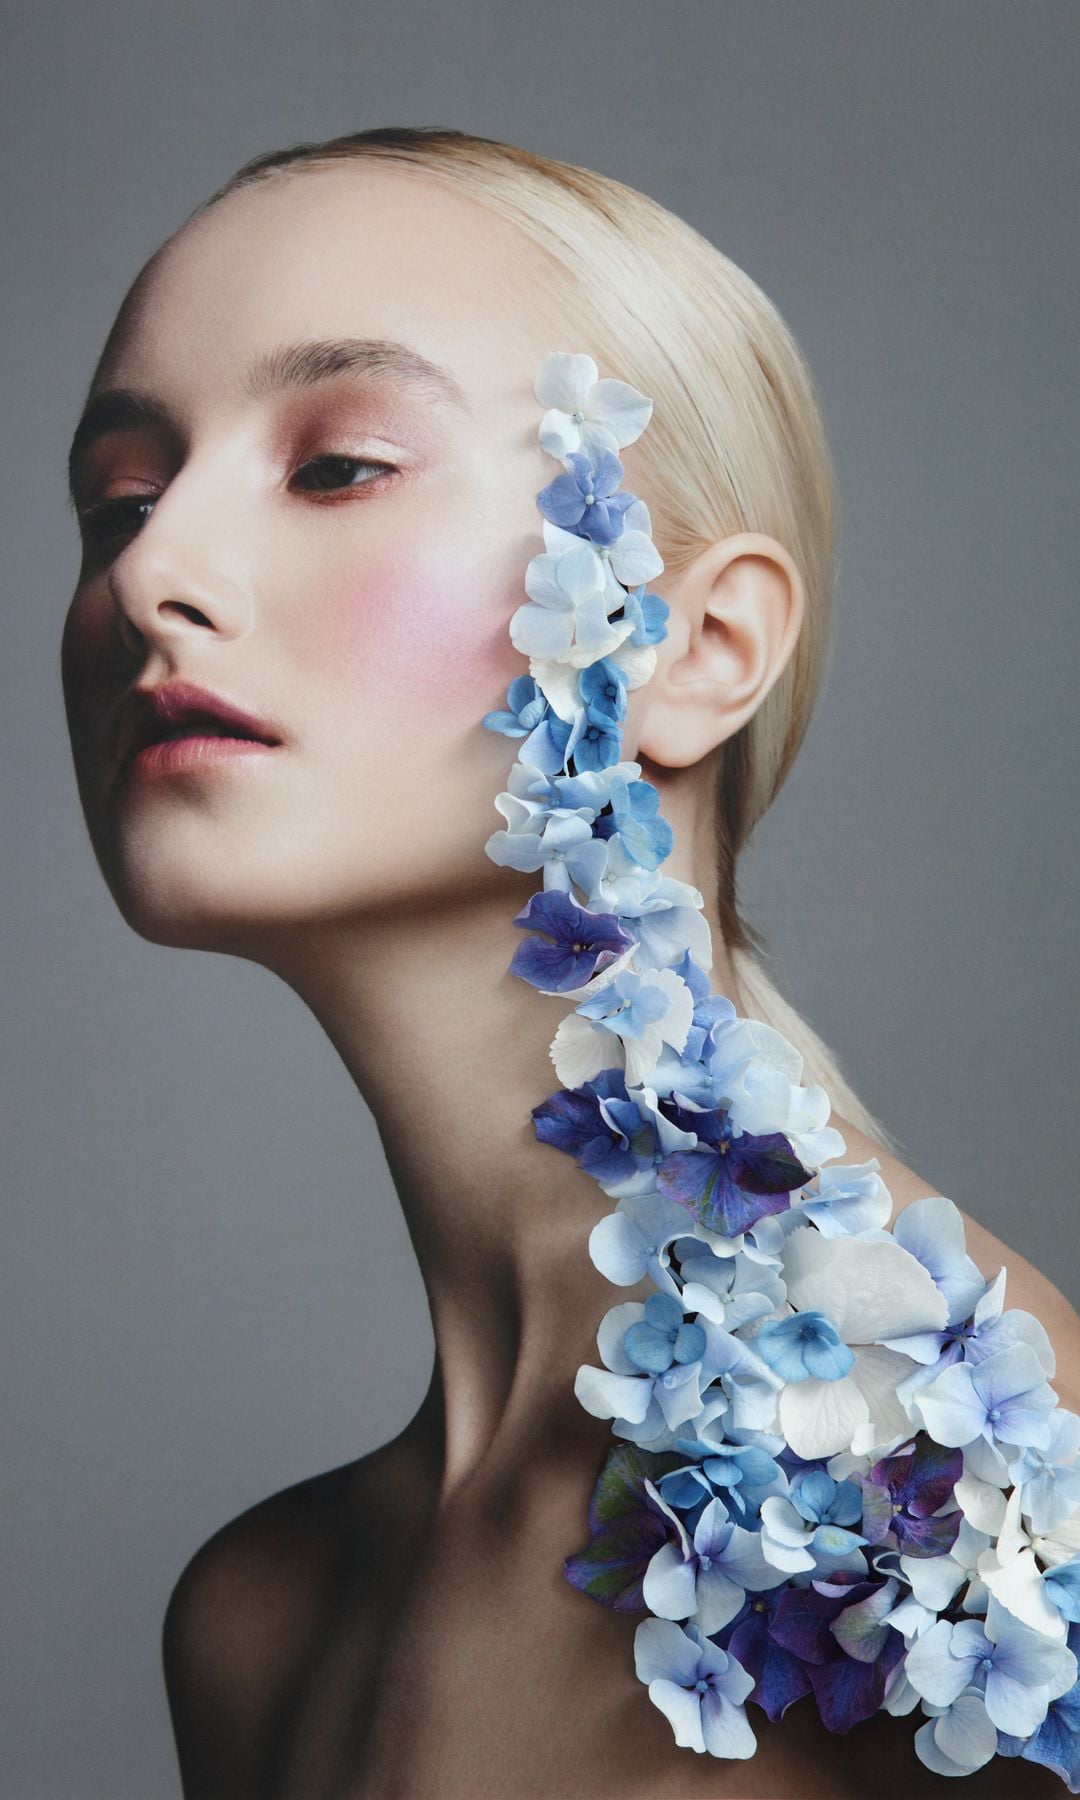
top-left (534, 351), bottom-right (653, 461)
top-left (536, 448), bottom-right (638, 545)
top-left (904, 1597), bottom-right (1078, 1737)
top-left (642, 1490), bottom-right (787, 1633)
top-left (633, 1618), bottom-right (757, 1758)
top-left (772, 1228), bottom-right (949, 1459)
top-left (482, 349), bottom-right (1078, 1783)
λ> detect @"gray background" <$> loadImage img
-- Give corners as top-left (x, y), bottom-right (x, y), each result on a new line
top-left (3, 3), bottom-right (1077, 1795)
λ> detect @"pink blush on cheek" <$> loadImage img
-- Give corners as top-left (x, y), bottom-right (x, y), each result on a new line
top-left (324, 557), bottom-right (521, 704)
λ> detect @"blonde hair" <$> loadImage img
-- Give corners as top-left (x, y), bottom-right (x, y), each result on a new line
top-left (186, 126), bottom-right (899, 1152)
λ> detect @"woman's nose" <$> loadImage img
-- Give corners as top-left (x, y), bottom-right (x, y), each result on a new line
top-left (107, 470), bottom-right (256, 654)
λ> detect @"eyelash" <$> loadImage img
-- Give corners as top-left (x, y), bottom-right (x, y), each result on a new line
top-left (76, 453), bottom-right (398, 548)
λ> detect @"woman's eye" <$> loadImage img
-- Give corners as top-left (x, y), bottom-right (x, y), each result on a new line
top-left (292, 454), bottom-right (397, 494)
top-left (77, 494), bottom-right (156, 548)
top-left (76, 454), bottom-right (397, 557)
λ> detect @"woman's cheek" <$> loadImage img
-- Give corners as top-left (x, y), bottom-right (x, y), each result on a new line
top-left (322, 550), bottom-right (522, 706)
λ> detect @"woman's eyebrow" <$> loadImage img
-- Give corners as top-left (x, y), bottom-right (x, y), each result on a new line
top-left (67, 336), bottom-right (469, 504)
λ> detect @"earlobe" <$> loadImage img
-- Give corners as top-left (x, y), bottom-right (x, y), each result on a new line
top-left (631, 532), bottom-right (805, 770)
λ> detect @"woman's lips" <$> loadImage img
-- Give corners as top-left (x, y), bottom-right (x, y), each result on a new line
top-left (124, 734), bottom-right (282, 781)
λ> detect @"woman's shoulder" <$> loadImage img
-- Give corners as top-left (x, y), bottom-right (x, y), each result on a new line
top-left (161, 1454), bottom-right (356, 1793)
top-left (832, 1111), bottom-right (1080, 1412)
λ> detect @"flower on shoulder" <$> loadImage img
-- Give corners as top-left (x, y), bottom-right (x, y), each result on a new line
top-left (913, 1689), bottom-right (999, 1780)
top-left (910, 1341), bottom-right (1058, 1456)
top-left (654, 1100), bottom-right (813, 1239)
top-left (797, 1158), bottom-right (892, 1238)
top-left (903, 1597), bottom-right (1078, 1739)
top-left (857, 1434), bottom-right (964, 1560)
top-left (562, 1442), bottom-right (685, 1612)
top-left (633, 1618), bottom-right (757, 1759)
top-left (758, 1469), bottom-right (866, 1573)
top-left (642, 1489), bottom-right (787, 1635)
top-left (977, 1483), bottom-right (1080, 1641)
top-left (766, 1571), bottom-right (906, 1734)
top-left (995, 1621), bottom-right (1080, 1792)
top-left (769, 1228), bottom-right (950, 1460)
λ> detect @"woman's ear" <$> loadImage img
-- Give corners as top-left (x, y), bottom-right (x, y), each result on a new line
top-left (630, 532), bottom-right (805, 770)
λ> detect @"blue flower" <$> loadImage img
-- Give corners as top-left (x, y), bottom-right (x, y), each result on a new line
top-left (594, 773), bottom-right (673, 871)
top-left (624, 1292), bottom-right (706, 1375)
top-left (621, 582), bottom-right (670, 645)
top-left (755, 1311), bottom-right (855, 1383)
top-left (643, 1491), bottom-right (787, 1634)
top-left (904, 1601), bottom-right (1078, 1737)
top-left (578, 655), bottom-right (629, 723)
top-left (531, 1073), bottom-right (645, 1189)
top-left (996, 1624), bottom-right (1080, 1790)
top-left (569, 701), bottom-right (624, 772)
top-left (508, 890), bottom-right (634, 993)
top-left (1009, 1410), bottom-right (1080, 1534)
top-left (913, 1343), bottom-right (1058, 1452)
top-left (481, 673), bottom-right (550, 737)
top-left (858, 1434), bottom-right (963, 1559)
top-left (633, 1618), bottom-right (757, 1758)
top-left (798, 1159), bottom-right (892, 1238)
top-left (536, 448), bottom-right (638, 546)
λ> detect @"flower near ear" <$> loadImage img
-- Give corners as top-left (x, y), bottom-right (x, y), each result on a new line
top-left (534, 351), bottom-right (653, 461)
top-left (488, 348), bottom-right (1080, 1781)
top-left (511, 525), bottom-right (635, 665)
top-left (536, 448), bottom-right (638, 546)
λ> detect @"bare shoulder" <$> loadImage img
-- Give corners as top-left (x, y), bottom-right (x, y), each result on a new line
top-left (833, 1112), bottom-right (1080, 1412)
top-left (161, 1453), bottom-right (359, 1797)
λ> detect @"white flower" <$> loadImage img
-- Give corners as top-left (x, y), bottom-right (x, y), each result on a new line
top-left (770, 1228), bottom-right (948, 1459)
top-left (535, 351), bottom-right (653, 461)
top-left (977, 1484), bottom-right (1080, 1642)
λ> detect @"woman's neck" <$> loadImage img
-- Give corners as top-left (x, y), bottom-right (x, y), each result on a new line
top-left (262, 788), bottom-right (737, 1501)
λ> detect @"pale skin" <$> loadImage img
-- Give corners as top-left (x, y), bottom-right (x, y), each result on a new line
top-left (61, 165), bottom-right (1080, 1799)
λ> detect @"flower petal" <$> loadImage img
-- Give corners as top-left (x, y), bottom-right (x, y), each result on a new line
top-left (782, 1229), bottom-right (948, 1342)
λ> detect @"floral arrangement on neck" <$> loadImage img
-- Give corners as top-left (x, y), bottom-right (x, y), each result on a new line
top-left (481, 351), bottom-right (1080, 1787)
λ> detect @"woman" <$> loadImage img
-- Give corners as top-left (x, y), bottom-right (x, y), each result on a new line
top-left (61, 128), bottom-right (1080, 1798)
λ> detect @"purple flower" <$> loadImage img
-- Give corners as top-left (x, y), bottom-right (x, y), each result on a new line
top-left (563, 1443), bottom-right (684, 1612)
top-left (768, 1572), bottom-right (905, 1734)
top-left (656, 1102), bottom-right (814, 1237)
top-left (536, 448), bottom-right (637, 546)
top-left (509, 890), bottom-right (634, 993)
top-left (858, 1433), bottom-right (963, 1559)
top-left (722, 1589), bottom-right (812, 1722)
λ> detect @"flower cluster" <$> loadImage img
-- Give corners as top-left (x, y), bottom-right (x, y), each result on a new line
top-left (482, 351), bottom-right (1080, 1787)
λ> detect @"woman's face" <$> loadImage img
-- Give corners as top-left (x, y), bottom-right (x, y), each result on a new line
top-left (61, 164), bottom-right (582, 952)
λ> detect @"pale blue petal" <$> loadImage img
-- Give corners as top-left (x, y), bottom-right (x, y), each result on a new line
top-left (694, 1564), bottom-right (746, 1635)
top-left (700, 1689), bottom-right (756, 1760)
top-left (904, 1620), bottom-right (978, 1706)
top-left (642, 1543), bottom-right (698, 1621)
top-left (983, 1668), bottom-right (1052, 1739)
top-left (634, 1615), bottom-right (700, 1686)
